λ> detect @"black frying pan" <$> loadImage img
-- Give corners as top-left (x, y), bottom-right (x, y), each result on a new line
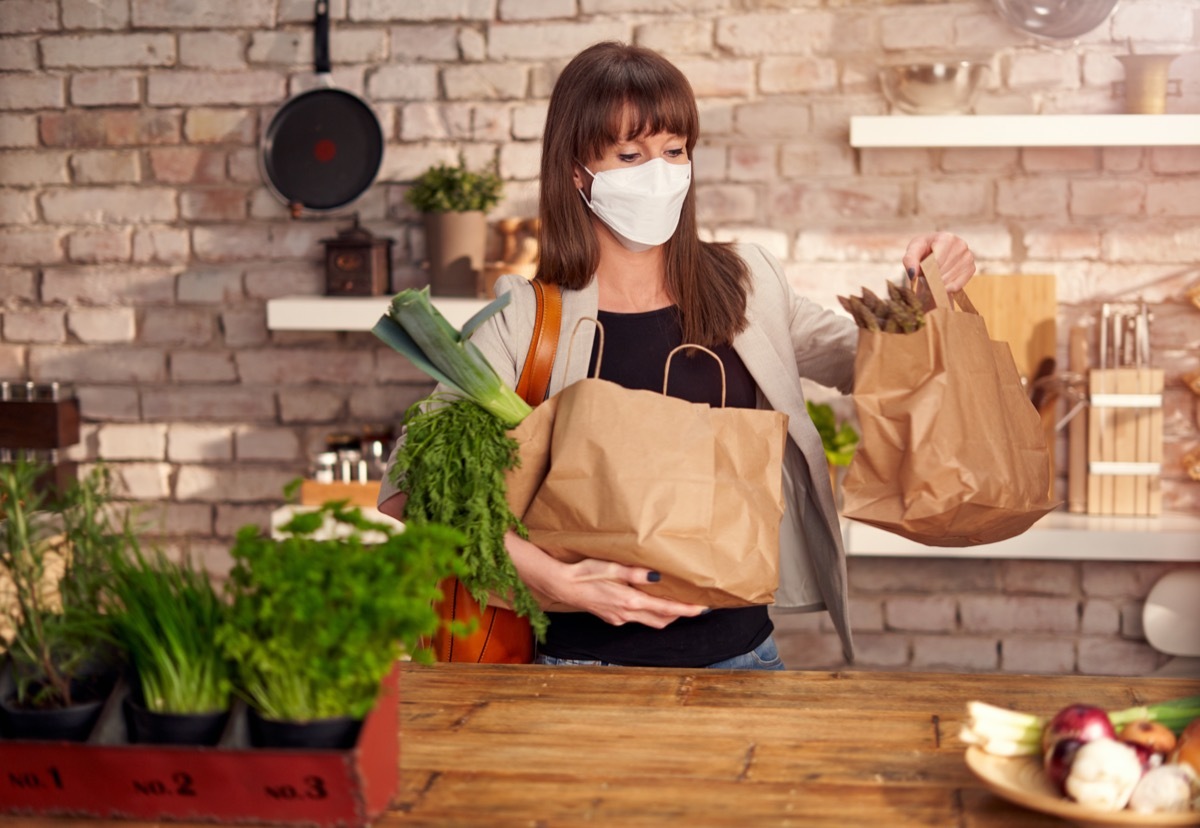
top-left (260, 0), bottom-right (384, 216)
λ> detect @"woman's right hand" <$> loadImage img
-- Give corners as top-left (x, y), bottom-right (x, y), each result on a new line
top-left (506, 532), bottom-right (707, 628)
top-left (553, 558), bottom-right (708, 628)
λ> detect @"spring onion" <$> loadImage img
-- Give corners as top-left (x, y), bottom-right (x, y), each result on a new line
top-left (960, 695), bottom-right (1200, 757)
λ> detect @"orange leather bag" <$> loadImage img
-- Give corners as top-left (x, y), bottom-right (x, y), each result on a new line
top-left (429, 279), bottom-right (562, 663)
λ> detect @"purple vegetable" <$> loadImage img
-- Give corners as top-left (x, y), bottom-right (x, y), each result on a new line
top-left (1042, 704), bottom-right (1115, 754)
top-left (1044, 737), bottom-right (1084, 795)
top-left (1122, 739), bottom-right (1162, 773)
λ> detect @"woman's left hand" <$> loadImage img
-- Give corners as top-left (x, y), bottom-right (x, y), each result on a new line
top-left (902, 231), bottom-right (976, 293)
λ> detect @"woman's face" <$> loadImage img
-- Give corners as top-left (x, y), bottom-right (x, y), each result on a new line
top-left (573, 117), bottom-right (689, 196)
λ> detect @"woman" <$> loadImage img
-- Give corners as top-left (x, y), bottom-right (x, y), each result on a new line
top-left (381, 41), bottom-right (975, 670)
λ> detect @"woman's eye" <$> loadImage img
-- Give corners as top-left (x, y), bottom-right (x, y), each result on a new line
top-left (617, 153), bottom-right (639, 162)
top-left (665, 148), bottom-right (685, 158)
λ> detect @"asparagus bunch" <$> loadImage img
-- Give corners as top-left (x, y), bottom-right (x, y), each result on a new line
top-left (838, 281), bottom-right (927, 333)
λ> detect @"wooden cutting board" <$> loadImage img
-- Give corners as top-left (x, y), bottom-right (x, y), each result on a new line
top-left (960, 274), bottom-right (1058, 499)
top-left (960, 273), bottom-right (1057, 385)
top-left (299, 479), bottom-right (381, 508)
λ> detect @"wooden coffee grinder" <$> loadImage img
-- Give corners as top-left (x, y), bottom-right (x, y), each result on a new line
top-left (322, 216), bottom-right (394, 296)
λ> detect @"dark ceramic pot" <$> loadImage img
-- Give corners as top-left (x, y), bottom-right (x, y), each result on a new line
top-left (247, 708), bottom-right (362, 750)
top-left (122, 695), bottom-right (230, 746)
top-left (0, 673), bottom-right (116, 742)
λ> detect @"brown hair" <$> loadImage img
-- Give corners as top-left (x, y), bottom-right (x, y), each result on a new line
top-left (536, 41), bottom-right (750, 347)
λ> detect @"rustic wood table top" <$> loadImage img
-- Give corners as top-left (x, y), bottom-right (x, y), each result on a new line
top-left (7, 664), bottom-right (1197, 827)
top-left (390, 663), bottom-right (1199, 827)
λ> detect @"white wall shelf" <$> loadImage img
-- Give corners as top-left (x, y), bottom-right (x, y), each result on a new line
top-left (266, 295), bottom-right (488, 332)
top-left (271, 504), bottom-right (1200, 560)
top-left (845, 511), bottom-right (1200, 561)
top-left (849, 114), bottom-right (1200, 148)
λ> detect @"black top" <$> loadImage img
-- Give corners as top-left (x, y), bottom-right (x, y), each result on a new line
top-left (539, 306), bottom-right (773, 667)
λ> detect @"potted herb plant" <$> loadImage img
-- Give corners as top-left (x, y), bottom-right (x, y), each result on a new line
top-left (0, 459), bottom-right (125, 742)
top-left (405, 153), bottom-right (503, 297)
top-left (107, 543), bottom-right (232, 746)
top-left (807, 400), bottom-right (860, 507)
top-left (217, 498), bottom-right (465, 750)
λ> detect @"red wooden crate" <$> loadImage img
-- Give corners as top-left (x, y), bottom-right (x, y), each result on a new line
top-left (0, 669), bottom-right (399, 826)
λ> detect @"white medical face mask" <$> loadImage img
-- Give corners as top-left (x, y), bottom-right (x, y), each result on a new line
top-left (578, 158), bottom-right (692, 252)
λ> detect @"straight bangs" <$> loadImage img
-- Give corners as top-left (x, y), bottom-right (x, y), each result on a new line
top-left (574, 54), bottom-right (699, 163)
top-left (539, 42), bottom-right (748, 344)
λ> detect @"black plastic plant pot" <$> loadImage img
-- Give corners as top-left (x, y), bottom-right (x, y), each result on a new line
top-left (247, 707), bottom-right (362, 751)
top-left (0, 694), bottom-right (105, 742)
top-left (122, 696), bottom-right (230, 746)
top-left (0, 672), bottom-right (117, 742)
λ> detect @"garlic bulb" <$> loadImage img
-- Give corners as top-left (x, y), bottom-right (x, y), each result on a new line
top-left (1128, 764), bottom-right (1198, 814)
top-left (1064, 738), bottom-right (1144, 811)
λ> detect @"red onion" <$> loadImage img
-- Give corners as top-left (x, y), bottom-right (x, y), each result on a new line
top-left (1044, 737), bottom-right (1084, 795)
top-left (1041, 704), bottom-right (1115, 754)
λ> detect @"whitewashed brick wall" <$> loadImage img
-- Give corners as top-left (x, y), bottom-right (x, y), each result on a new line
top-left (2, 0), bottom-right (1198, 675)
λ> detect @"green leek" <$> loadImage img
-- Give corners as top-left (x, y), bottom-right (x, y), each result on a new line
top-left (372, 288), bottom-right (531, 427)
top-left (372, 287), bottom-right (548, 639)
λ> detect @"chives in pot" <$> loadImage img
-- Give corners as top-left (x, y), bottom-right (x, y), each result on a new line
top-left (107, 545), bottom-right (232, 746)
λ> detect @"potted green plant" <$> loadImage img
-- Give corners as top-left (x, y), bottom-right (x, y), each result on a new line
top-left (107, 543), bottom-right (233, 746)
top-left (807, 400), bottom-right (860, 506)
top-left (405, 153), bottom-right (503, 297)
top-left (0, 459), bottom-right (125, 742)
top-left (217, 497), bottom-right (465, 750)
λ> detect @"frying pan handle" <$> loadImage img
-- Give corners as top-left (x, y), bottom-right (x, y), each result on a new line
top-left (314, 0), bottom-right (331, 75)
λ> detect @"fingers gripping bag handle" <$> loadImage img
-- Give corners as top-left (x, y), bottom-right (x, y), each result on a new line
top-left (916, 253), bottom-right (981, 317)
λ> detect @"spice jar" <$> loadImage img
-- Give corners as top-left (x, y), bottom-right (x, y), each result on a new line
top-left (314, 452), bottom-right (338, 484)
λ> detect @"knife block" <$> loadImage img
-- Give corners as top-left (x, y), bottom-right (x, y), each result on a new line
top-left (1086, 368), bottom-right (1164, 516)
top-left (0, 397), bottom-right (81, 495)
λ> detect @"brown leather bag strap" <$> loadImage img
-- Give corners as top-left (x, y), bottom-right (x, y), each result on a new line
top-left (514, 280), bottom-right (562, 406)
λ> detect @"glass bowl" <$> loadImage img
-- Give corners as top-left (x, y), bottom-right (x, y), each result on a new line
top-left (991, 0), bottom-right (1120, 40)
top-left (879, 60), bottom-right (990, 115)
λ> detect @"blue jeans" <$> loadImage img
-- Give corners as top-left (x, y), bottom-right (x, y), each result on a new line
top-left (534, 634), bottom-right (786, 671)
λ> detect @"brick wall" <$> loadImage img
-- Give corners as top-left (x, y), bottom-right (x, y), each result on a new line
top-left (2, 0), bottom-right (1198, 675)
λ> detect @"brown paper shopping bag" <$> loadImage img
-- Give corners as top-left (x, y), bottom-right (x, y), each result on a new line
top-left (506, 344), bottom-right (789, 608)
top-left (840, 256), bottom-right (1057, 546)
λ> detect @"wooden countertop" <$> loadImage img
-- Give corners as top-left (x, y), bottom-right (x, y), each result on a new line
top-left (8, 664), bottom-right (1197, 827)
top-left (390, 664), bottom-right (1199, 826)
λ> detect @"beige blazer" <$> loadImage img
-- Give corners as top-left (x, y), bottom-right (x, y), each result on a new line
top-left (381, 243), bottom-right (858, 661)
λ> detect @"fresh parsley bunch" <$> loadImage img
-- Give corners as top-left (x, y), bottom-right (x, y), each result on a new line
top-left (217, 501), bottom-right (465, 722)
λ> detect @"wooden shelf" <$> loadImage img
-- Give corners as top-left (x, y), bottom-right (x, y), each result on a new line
top-left (849, 114), bottom-right (1200, 148)
top-left (266, 295), bottom-right (488, 332)
top-left (271, 503), bottom-right (1200, 561)
top-left (844, 510), bottom-right (1200, 561)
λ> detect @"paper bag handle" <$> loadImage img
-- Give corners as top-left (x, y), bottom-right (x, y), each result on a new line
top-left (664, 344), bottom-right (727, 407)
top-left (563, 316), bottom-right (604, 378)
top-left (917, 253), bottom-right (979, 316)
top-left (561, 321), bottom-right (729, 407)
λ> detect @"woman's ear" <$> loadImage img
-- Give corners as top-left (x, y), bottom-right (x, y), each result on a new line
top-left (571, 162), bottom-right (586, 191)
